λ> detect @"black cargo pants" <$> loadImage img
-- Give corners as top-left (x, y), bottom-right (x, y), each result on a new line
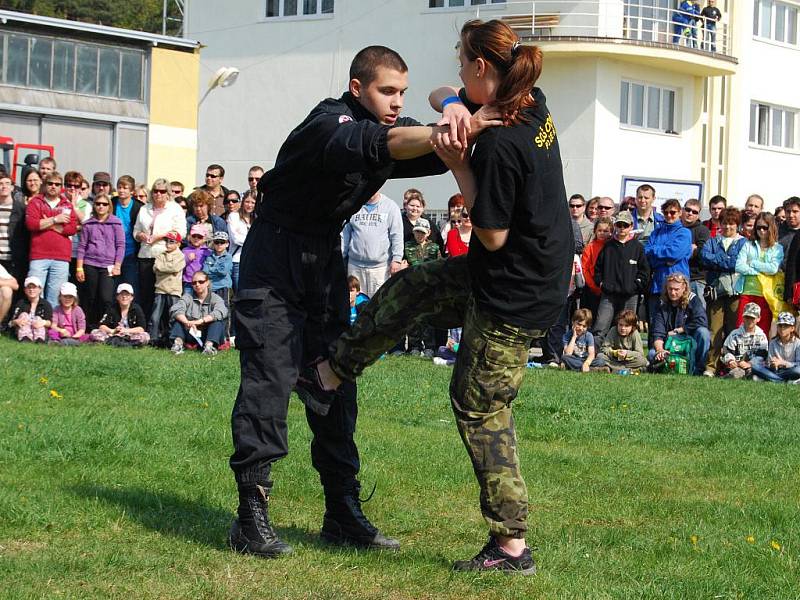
top-left (229, 219), bottom-right (359, 494)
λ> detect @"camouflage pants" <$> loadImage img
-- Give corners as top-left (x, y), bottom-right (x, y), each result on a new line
top-left (329, 254), bottom-right (538, 538)
top-left (450, 299), bottom-right (538, 538)
top-left (329, 255), bottom-right (471, 381)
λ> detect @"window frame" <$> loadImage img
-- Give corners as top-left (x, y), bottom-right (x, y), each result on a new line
top-left (264, 0), bottom-right (335, 20)
top-left (753, 0), bottom-right (800, 47)
top-left (619, 79), bottom-right (679, 135)
top-left (749, 100), bottom-right (800, 152)
top-left (426, 0), bottom-right (507, 10)
top-left (0, 29), bottom-right (146, 102)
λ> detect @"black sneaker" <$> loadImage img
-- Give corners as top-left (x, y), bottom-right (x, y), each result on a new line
top-left (295, 359), bottom-right (336, 416)
top-left (452, 537), bottom-right (536, 575)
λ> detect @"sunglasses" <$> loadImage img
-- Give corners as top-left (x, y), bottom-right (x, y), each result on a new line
top-left (213, 240), bottom-right (228, 244)
top-left (65, 183), bottom-right (81, 189)
top-left (224, 198), bottom-right (240, 205)
top-left (615, 222), bottom-right (632, 228)
top-left (93, 182), bottom-right (110, 186)
top-left (191, 280), bottom-right (208, 286)
top-left (568, 203), bottom-right (584, 209)
top-left (205, 173), bottom-right (220, 179)
top-left (684, 208), bottom-right (699, 215)
top-left (597, 205), bottom-right (614, 210)
top-left (46, 181), bottom-right (62, 186)
top-left (756, 225), bottom-right (769, 231)
top-left (248, 176), bottom-right (260, 181)
top-left (93, 202), bottom-right (110, 207)
top-left (190, 234), bottom-right (205, 239)
top-left (153, 189), bottom-right (168, 195)
top-left (663, 210), bottom-right (679, 216)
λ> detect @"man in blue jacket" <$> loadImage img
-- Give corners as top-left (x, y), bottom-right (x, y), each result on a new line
top-left (229, 45), bottom-right (495, 559)
top-left (644, 198), bottom-right (692, 343)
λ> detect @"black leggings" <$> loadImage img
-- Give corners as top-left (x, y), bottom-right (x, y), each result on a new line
top-left (137, 258), bottom-right (156, 317)
top-left (83, 264), bottom-right (115, 328)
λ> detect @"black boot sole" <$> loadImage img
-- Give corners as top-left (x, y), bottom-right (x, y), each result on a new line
top-left (320, 529), bottom-right (400, 551)
top-left (228, 519), bottom-right (293, 558)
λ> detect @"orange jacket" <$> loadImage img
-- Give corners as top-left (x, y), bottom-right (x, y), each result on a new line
top-left (581, 237), bottom-right (608, 296)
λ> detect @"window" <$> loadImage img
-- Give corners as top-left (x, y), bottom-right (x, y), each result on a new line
top-left (620, 80), bottom-right (677, 133)
top-left (266, 0), bottom-right (333, 17)
top-left (429, 0), bottom-right (505, 7)
top-left (749, 102), bottom-right (799, 150)
top-left (754, 0), bottom-right (800, 45)
top-left (1, 31), bottom-right (145, 101)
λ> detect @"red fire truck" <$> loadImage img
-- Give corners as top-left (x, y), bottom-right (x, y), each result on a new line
top-left (0, 136), bottom-right (55, 184)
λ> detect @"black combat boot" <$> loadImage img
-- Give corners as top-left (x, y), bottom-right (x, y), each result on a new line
top-left (320, 487), bottom-right (400, 550)
top-left (228, 483), bottom-right (293, 558)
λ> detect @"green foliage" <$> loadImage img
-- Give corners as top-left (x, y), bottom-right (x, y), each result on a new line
top-left (0, 0), bottom-right (182, 35)
top-left (1, 339), bottom-right (799, 599)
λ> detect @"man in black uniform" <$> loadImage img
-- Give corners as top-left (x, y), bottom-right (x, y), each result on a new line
top-left (229, 46), bottom-right (490, 558)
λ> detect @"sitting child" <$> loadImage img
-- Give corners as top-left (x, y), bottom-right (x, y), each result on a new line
top-left (750, 312), bottom-right (800, 383)
top-left (561, 308), bottom-right (605, 372)
top-left (597, 309), bottom-right (648, 373)
top-left (48, 282), bottom-right (89, 345)
top-left (347, 275), bottom-right (370, 326)
top-left (9, 276), bottom-right (52, 342)
top-left (91, 283), bottom-right (150, 347)
top-left (719, 302), bottom-right (768, 379)
top-left (434, 327), bottom-right (462, 366)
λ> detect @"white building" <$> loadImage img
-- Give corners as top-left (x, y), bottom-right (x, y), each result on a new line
top-left (185, 1), bottom-right (799, 212)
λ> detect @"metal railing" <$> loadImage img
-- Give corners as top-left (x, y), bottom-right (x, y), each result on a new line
top-left (472, 1), bottom-right (732, 58)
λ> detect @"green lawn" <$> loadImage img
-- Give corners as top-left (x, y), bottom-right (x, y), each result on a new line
top-left (1, 338), bottom-right (798, 599)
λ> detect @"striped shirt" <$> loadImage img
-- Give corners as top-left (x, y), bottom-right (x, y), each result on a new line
top-left (0, 201), bottom-right (12, 261)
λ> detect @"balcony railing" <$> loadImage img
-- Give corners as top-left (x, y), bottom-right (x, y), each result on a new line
top-left (472, 1), bottom-right (733, 58)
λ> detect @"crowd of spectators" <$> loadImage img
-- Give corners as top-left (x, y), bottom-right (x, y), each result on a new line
top-left (1, 159), bottom-right (798, 383)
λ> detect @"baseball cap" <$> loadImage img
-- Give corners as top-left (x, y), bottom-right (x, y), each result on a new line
top-left (92, 171), bottom-right (112, 185)
top-left (165, 231), bottom-right (182, 243)
top-left (412, 218), bottom-right (431, 234)
top-left (614, 211), bottom-right (633, 226)
top-left (189, 224), bottom-right (207, 238)
top-left (212, 231), bottom-right (229, 242)
top-left (742, 302), bottom-right (761, 319)
top-left (60, 282), bottom-right (78, 297)
top-left (116, 283), bottom-right (134, 295)
top-left (24, 275), bottom-right (43, 288)
top-left (777, 312), bottom-right (796, 326)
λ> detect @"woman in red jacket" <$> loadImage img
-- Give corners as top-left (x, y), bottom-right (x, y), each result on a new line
top-left (580, 216), bottom-right (613, 319)
top-left (24, 170), bottom-right (78, 307)
top-left (445, 209), bottom-right (472, 257)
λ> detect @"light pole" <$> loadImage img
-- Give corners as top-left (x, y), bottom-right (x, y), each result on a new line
top-left (199, 66), bottom-right (240, 106)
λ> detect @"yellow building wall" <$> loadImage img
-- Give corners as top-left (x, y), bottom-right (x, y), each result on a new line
top-left (147, 46), bottom-right (200, 188)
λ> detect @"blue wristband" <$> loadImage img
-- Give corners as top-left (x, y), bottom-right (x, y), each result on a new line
top-left (441, 95), bottom-right (462, 109)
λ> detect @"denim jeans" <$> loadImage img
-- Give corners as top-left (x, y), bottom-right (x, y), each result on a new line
top-left (169, 319), bottom-right (225, 347)
top-left (750, 363), bottom-right (800, 383)
top-left (28, 258), bottom-right (69, 307)
top-left (593, 293), bottom-right (638, 344)
top-left (116, 254), bottom-right (140, 298)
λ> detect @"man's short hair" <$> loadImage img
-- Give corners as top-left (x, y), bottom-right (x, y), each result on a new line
top-left (569, 193), bottom-right (585, 204)
top-left (636, 184), bottom-right (655, 197)
top-left (708, 194), bottom-right (727, 207)
top-left (0, 173), bottom-right (11, 183)
top-left (170, 180), bottom-right (185, 193)
top-left (117, 175), bottom-right (135, 190)
top-left (206, 164), bottom-right (225, 177)
top-left (39, 157), bottom-right (56, 169)
top-left (684, 198), bottom-right (701, 210)
top-left (746, 194), bottom-right (764, 206)
top-left (248, 165), bottom-right (264, 174)
top-left (783, 196), bottom-right (800, 210)
top-left (350, 46), bottom-right (408, 86)
top-left (63, 170), bottom-right (84, 186)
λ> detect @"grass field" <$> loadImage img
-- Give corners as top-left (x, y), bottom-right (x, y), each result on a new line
top-left (1, 337), bottom-right (799, 599)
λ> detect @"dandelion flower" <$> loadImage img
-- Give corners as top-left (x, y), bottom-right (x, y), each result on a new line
top-left (771, 540), bottom-right (781, 551)
top-left (746, 535), bottom-right (755, 544)
top-left (690, 535), bottom-right (699, 545)
top-left (49, 389), bottom-right (62, 399)
top-left (38, 376), bottom-right (48, 384)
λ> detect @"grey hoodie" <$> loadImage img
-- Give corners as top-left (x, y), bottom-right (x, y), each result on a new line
top-left (341, 193), bottom-right (404, 268)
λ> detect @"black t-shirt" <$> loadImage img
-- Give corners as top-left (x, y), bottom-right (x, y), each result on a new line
top-left (466, 88), bottom-right (574, 329)
top-left (701, 6), bottom-right (721, 21)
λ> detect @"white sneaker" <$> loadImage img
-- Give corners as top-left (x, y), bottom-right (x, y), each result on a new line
top-left (202, 342), bottom-right (218, 356)
top-left (432, 357), bottom-right (448, 366)
top-left (752, 375), bottom-right (761, 381)
top-left (703, 370), bottom-right (715, 378)
top-left (170, 339), bottom-right (184, 355)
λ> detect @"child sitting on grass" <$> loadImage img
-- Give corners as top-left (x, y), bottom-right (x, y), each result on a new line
top-left (48, 282), bottom-right (89, 345)
top-left (750, 312), bottom-right (800, 383)
top-left (720, 302), bottom-right (768, 379)
top-left (9, 276), bottom-right (52, 342)
top-left (597, 309), bottom-right (647, 373)
top-left (561, 308), bottom-right (605, 372)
